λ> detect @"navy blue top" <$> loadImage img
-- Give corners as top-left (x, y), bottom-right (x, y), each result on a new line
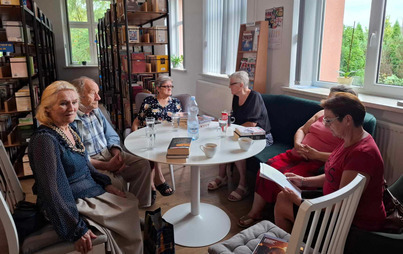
top-left (232, 90), bottom-right (271, 133)
top-left (28, 124), bottom-right (111, 241)
top-left (137, 95), bottom-right (182, 126)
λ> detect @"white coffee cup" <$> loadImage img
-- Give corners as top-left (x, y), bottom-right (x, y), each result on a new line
top-left (238, 137), bottom-right (254, 151)
top-left (200, 143), bottom-right (217, 158)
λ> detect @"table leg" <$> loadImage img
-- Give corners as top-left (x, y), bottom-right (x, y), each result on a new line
top-left (163, 165), bottom-right (231, 247)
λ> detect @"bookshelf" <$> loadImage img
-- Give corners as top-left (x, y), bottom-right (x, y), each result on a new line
top-left (236, 21), bottom-right (268, 93)
top-left (97, 0), bottom-right (170, 134)
top-left (0, 0), bottom-right (57, 177)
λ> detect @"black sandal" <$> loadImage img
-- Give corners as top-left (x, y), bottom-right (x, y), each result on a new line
top-left (151, 190), bottom-right (157, 205)
top-left (156, 182), bottom-right (174, 196)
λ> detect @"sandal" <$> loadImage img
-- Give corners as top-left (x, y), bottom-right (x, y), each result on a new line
top-left (208, 176), bottom-right (228, 191)
top-left (238, 215), bottom-right (262, 228)
top-left (151, 190), bottom-right (156, 205)
top-left (156, 182), bottom-right (174, 196)
top-left (228, 185), bottom-right (249, 202)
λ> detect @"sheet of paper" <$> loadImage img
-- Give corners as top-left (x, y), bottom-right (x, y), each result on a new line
top-left (259, 162), bottom-right (301, 197)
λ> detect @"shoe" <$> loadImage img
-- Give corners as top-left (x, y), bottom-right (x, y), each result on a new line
top-left (156, 182), bottom-right (174, 196)
top-left (228, 185), bottom-right (249, 202)
top-left (208, 176), bottom-right (228, 191)
top-left (238, 215), bottom-right (262, 228)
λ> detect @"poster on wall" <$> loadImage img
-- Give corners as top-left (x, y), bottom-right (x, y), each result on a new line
top-left (265, 6), bottom-right (284, 49)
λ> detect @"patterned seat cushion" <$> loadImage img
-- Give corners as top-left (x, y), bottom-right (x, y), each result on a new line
top-left (208, 220), bottom-right (290, 254)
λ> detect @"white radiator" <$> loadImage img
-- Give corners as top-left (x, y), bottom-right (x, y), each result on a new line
top-left (196, 80), bottom-right (232, 119)
top-left (375, 120), bottom-right (403, 184)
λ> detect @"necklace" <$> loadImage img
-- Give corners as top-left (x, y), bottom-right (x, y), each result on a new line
top-left (48, 125), bottom-right (85, 154)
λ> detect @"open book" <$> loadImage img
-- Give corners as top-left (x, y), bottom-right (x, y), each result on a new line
top-left (259, 163), bottom-right (301, 198)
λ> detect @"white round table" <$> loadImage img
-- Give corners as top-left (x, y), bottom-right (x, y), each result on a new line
top-left (124, 122), bottom-right (266, 247)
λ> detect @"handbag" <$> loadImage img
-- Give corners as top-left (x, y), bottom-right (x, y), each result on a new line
top-left (382, 182), bottom-right (403, 234)
top-left (144, 207), bottom-right (175, 254)
top-left (12, 200), bottom-right (47, 242)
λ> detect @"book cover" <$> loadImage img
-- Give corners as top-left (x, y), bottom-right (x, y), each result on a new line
top-left (259, 163), bottom-right (301, 198)
top-left (252, 234), bottom-right (288, 254)
top-left (167, 137), bottom-right (192, 155)
top-left (241, 31), bottom-right (254, 51)
top-left (235, 126), bottom-right (266, 135)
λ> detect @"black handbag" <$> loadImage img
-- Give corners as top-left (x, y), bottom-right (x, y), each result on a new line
top-left (144, 207), bottom-right (175, 254)
top-left (382, 183), bottom-right (403, 234)
top-left (12, 200), bottom-right (47, 242)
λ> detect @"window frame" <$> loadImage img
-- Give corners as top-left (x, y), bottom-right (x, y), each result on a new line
top-left (64, 0), bottom-right (110, 66)
top-left (169, 0), bottom-right (184, 69)
top-left (294, 0), bottom-right (403, 100)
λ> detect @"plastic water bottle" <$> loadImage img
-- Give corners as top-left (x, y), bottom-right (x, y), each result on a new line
top-left (187, 96), bottom-right (199, 140)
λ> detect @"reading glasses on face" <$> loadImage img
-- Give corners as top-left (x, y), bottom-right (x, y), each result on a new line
top-left (229, 82), bottom-right (240, 86)
top-left (322, 116), bottom-right (339, 125)
top-left (160, 85), bottom-right (174, 88)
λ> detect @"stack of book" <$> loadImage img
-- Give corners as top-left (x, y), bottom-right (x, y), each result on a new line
top-left (234, 126), bottom-right (266, 140)
top-left (179, 115), bottom-right (214, 128)
top-left (166, 137), bottom-right (192, 159)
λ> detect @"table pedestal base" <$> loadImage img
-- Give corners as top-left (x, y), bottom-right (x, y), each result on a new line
top-left (163, 202), bottom-right (231, 247)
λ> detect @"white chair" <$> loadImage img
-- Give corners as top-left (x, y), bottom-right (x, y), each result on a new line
top-left (0, 140), bottom-right (107, 253)
top-left (288, 173), bottom-right (366, 253)
top-left (208, 173), bottom-right (366, 254)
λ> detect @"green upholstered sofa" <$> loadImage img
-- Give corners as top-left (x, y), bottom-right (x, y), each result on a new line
top-left (246, 94), bottom-right (377, 172)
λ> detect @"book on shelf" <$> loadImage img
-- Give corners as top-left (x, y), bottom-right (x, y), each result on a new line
top-left (167, 137), bottom-right (192, 156)
top-left (241, 30), bottom-right (254, 51)
top-left (252, 27), bottom-right (260, 51)
top-left (259, 163), bottom-right (301, 198)
top-left (239, 55), bottom-right (256, 78)
top-left (252, 234), bottom-right (288, 254)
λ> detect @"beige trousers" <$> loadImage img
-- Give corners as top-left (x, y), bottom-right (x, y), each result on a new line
top-left (92, 148), bottom-right (152, 207)
top-left (77, 192), bottom-right (143, 254)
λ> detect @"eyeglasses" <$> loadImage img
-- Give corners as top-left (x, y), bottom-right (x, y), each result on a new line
top-left (160, 85), bottom-right (174, 89)
top-left (229, 82), bottom-right (241, 86)
top-left (322, 116), bottom-right (339, 125)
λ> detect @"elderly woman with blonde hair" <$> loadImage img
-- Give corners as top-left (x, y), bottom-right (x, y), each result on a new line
top-left (29, 81), bottom-right (143, 254)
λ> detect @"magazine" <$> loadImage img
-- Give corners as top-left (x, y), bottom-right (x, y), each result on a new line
top-left (252, 234), bottom-right (288, 254)
top-left (259, 163), bottom-right (301, 197)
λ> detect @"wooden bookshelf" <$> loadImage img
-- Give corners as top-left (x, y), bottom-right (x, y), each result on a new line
top-left (236, 21), bottom-right (268, 93)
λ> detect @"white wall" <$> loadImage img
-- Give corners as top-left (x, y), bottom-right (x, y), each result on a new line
top-left (170, 0), bottom-right (203, 96)
top-left (35, 0), bottom-right (99, 83)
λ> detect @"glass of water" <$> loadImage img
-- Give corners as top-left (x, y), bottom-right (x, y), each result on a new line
top-left (171, 113), bottom-right (180, 130)
top-left (145, 117), bottom-right (155, 149)
top-left (218, 118), bottom-right (227, 137)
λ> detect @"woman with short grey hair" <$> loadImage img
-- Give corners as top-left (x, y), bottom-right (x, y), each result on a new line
top-left (131, 75), bottom-right (181, 200)
top-left (208, 70), bottom-right (273, 202)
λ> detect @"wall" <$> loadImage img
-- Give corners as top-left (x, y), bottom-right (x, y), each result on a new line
top-left (170, 0), bottom-right (203, 96)
top-left (35, 0), bottom-right (99, 83)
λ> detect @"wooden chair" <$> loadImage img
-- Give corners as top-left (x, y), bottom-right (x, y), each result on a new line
top-left (0, 140), bottom-right (107, 253)
top-left (208, 174), bottom-right (366, 254)
top-left (287, 173), bottom-right (366, 253)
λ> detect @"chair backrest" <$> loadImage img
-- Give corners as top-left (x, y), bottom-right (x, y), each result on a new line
top-left (0, 140), bottom-right (24, 212)
top-left (0, 140), bottom-right (24, 253)
top-left (287, 174), bottom-right (366, 254)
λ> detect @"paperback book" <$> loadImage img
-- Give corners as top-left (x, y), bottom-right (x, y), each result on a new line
top-left (259, 163), bottom-right (301, 198)
top-left (252, 234), bottom-right (288, 254)
top-left (166, 137), bottom-right (192, 156)
top-left (235, 126), bottom-right (266, 135)
top-left (241, 31), bottom-right (254, 51)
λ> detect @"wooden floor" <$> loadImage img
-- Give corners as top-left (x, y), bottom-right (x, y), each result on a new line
top-left (1, 164), bottom-right (274, 253)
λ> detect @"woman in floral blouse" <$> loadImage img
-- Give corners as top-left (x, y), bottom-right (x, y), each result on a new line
top-left (131, 76), bottom-right (182, 200)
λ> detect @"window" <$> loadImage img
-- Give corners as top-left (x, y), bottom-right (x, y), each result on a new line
top-left (295, 0), bottom-right (403, 99)
top-left (65, 0), bottom-right (110, 65)
top-left (169, 0), bottom-right (184, 69)
top-left (203, 0), bottom-right (247, 75)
